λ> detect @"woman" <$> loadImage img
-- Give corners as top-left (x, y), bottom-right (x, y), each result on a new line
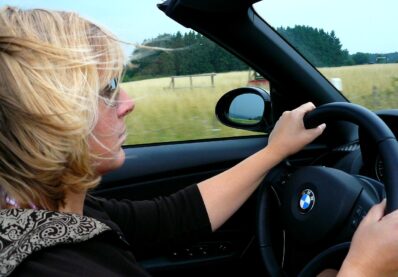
top-left (0, 6), bottom-right (397, 276)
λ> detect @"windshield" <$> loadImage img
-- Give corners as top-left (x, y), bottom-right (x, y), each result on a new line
top-left (254, 0), bottom-right (398, 110)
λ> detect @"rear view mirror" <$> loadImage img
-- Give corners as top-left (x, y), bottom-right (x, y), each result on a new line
top-left (215, 87), bottom-right (272, 132)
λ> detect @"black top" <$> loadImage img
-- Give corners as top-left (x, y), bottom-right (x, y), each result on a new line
top-left (11, 184), bottom-right (211, 276)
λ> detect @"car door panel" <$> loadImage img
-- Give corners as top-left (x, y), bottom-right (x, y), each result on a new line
top-left (93, 136), bottom-right (328, 275)
top-left (93, 137), bottom-right (267, 275)
top-left (96, 136), bottom-right (267, 198)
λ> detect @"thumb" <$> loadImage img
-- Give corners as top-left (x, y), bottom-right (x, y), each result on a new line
top-left (307, 123), bottom-right (326, 137)
top-left (362, 199), bottom-right (386, 224)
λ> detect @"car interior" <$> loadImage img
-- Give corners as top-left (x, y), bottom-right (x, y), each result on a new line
top-left (84, 0), bottom-right (398, 276)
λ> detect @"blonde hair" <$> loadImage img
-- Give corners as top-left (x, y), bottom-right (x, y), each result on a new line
top-left (0, 7), bottom-right (124, 210)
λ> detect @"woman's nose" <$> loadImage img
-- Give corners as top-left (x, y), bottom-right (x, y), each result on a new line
top-left (118, 88), bottom-right (135, 117)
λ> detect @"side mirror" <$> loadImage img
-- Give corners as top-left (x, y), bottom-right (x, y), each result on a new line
top-left (215, 87), bottom-right (272, 133)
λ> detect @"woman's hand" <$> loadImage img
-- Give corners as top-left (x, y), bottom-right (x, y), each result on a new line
top-left (198, 102), bottom-right (326, 231)
top-left (267, 102), bottom-right (326, 159)
top-left (339, 200), bottom-right (398, 277)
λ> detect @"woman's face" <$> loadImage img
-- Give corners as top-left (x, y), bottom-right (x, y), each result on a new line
top-left (89, 86), bottom-right (134, 175)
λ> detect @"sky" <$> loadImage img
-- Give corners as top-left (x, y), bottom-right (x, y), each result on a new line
top-left (254, 0), bottom-right (397, 54)
top-left (1, 0), bottom-right (397, 56)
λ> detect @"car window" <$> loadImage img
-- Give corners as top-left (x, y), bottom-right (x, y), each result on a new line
top-left (4, 0), bottom-right (264, 145)
top-left (254, 0), bottom-right (398, 111)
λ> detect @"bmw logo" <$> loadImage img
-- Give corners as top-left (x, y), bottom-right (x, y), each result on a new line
top-left (299, 189), bottom-right (315, 214)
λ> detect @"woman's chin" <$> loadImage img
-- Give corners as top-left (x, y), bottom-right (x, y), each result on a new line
top-left (95, 148), bottom-right (126, 175)
top-left (115, 148), bottom-right (126, 167)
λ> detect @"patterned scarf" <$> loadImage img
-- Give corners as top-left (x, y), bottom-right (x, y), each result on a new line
top-left (0, 209), bottom-right (110, 276)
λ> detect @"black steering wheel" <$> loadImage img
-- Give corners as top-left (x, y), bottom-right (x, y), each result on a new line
top-left (257, 102), bottom-right (398, 276)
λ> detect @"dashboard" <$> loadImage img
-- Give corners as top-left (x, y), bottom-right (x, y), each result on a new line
top-left (359, 109), bottom-right (398, 182)
top-left (309, 109), bottom-right (398, 184)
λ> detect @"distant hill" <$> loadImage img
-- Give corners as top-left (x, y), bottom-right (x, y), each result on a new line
top-left (352, 51), bottom-right (398, 64)
top-left (124, 28), bottom-right (397, 82)
top-left (367, 52), bottom-right (398, 63)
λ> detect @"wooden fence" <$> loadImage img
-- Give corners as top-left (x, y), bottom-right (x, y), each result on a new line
top-left (168, 73), bottom-right (216, 89)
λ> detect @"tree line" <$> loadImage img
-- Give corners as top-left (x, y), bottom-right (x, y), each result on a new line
top-left (124, 26), bottom-right (397, 82)
top-left (123, 32), bottom-right (247, 81)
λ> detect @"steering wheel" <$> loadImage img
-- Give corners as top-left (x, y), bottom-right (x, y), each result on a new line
top-left (257, 102), bottom-right (398, 276)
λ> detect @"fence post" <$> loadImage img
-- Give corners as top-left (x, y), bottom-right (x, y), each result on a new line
top-left (211, 73), bottom-right (215, 87)
top-left (168, 73), bottom-right (217, 90)
top-left (170, 76), bottom-right (175, 89)
top-left (372, 85), bottom-right (380, 107)
top-left (330, 78), bottom-right (343, 91)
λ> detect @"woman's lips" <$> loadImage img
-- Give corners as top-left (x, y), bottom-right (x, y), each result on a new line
top-left (118, 129), bottom-right (127, 144)
top-left (119, 128), bottom-right (126, 138)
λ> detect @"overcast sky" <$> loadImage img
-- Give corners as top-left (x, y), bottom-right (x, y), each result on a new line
top-left (254, 0), bottom-right (397, 54)
top-left (1, 0), bottom-right (396, 56)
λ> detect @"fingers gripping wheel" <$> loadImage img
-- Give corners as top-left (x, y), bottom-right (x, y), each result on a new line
top-left (257, 102), bottom-right (398, 276)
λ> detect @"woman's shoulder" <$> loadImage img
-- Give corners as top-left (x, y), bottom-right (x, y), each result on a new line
top-left (0, 208), bottom-right (111, 276)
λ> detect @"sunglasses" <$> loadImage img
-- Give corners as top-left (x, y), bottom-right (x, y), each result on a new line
top-left (100, 77), bottom-right (119, 107)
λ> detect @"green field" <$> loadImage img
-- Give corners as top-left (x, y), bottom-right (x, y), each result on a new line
top-left (319, 63), bottom-right (398, 109)
top-left (121, 64), bottom-right (398, 145)
top-left (121, 71), bottom-right (258, 145)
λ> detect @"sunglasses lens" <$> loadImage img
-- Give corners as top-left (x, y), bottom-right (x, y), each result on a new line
top-left (109, 78), bottom-right (118, 90)
top-left (100, 77), bottom-right (119, 107)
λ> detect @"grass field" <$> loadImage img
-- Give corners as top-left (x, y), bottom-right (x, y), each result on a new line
top-left (319, 63), bottom-right (398, 109)
top-left (121, 71), bottom-right (258, 145)
top-left (121, 64), bottom-right (398, 145)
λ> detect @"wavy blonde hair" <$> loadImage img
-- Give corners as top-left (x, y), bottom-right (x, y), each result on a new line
top-left (0, 7), bottom-right (124, 210)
